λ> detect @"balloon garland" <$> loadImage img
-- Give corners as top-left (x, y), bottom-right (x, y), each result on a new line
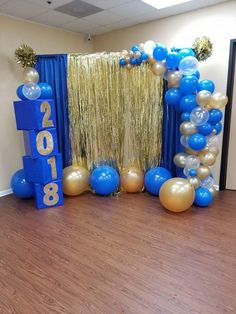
top-left (118, 37), bottom-right (226, 212)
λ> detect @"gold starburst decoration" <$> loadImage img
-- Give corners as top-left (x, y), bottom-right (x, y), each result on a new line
top-left (192, 36), bottom-right (213, 62)
top-left (14, 44), bottom-right (36, 68)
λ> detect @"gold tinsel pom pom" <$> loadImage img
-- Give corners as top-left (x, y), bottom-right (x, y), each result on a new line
top-left (192, 36), bottom-right (213, 62)
top-left (14, 44), bottom-right (36, 68)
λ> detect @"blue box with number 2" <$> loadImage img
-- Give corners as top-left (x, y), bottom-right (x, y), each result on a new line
top-left (13, 99), bottom-right (56, 131)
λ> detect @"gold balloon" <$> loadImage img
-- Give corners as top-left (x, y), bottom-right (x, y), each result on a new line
top-left (197, 166), bottom-right (211, 179)
top-left (23, 67), bottom-right (39, 83)
top-left (63, 166), bottom-right (90, 196)
top-left (126, 64), bottom-right (132, 70)
top-left (209, 92), bottom-right (228, 109)
top-left (121, 49), bottom-right (129, 57)
top-left (196, 90), bottom-right (211, 107)
top-left (188, 176), bottom-right (201, 189)
top-left (208, 146), bottom-right (219, 156)
top-left (167, 71), bottom-right (182, 88)
top-left (148, 56), bottom-right (156, 64)
top-left (151, 62), bottom-right (166, 76)
top-left (159, 178), bottom-right (195, 213)
top-left (208, 186), bottom-right (217, 198)
top-left (180, 121), bottom-right (197, 136)
top-left (120, 167), bottom-right (144, 193)
top-left (199, 151), bottom-right (216, 166)
top-left (173, 152), bottom-right (188, 168)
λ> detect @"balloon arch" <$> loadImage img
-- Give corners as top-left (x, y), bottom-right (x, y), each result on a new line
top-left (118, 39), bottom-right (227, 212)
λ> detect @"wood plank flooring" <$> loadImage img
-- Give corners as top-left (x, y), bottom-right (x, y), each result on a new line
top-left (0, 191), bottom-right (236, 314)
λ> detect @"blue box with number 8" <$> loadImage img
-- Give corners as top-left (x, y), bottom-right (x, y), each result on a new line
top-left (13, 99), bottom-right (56, 131)
top-left (23, 128), bottom-right (58, 159)
top-left (23, 153), bottom-right (63, 184)
top-left (34, 179), bottom-right (64, 209)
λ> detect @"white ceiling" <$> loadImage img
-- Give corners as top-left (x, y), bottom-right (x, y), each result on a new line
top-left (0, 0), bottom-right (232, 36)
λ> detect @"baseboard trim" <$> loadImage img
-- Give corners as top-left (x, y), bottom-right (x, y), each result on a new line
top-left (0, 188), bottom-right (13, 197)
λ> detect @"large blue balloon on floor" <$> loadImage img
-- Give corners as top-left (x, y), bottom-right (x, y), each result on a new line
top-left (144, 167), bottom-right (172, 196)
top-left (38, 83), bottom-right (53, 99)
top-left (90, 166), bottom-right (120, 196)
top-left (194, 187), bottom-right (213, 207)
top-left (11, 169), bottom-right (34, 199)
top-left (16, 84), bottom-right (27, 100)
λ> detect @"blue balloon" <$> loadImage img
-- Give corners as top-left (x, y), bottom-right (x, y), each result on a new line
top-left (194, 187), bottom-right (213, 207)
top-left (208, 109), bottom-right (223, 125)
top-left (136, 58), bottom-right (143, 65)
top-left (179, 94), bottom-right (197, 112)
top-left (166, 52), bottom-right (180, 69)
top-left (188, 133), bottom-right (207, 151)
top-left (198, 80), bottom-right (215, 93)
top-left (119, 58), bottom-right (126, 66)
top-left (164, 88), bottom-right (182, 106)
top-left (189, 169), bottom-right (197, 177)
top-left (131, 45), bottom-right (139, 52)
top-left (144, 167), bottom-right (172, 196)
top-left (179, 75), bottom-right (198, 95)
top-left (192, 70), bottom-right (200, 79)
top-left (214, 122), bottom-right (222, 134)
top-left (38, 83), bottom-right (53, 99)
top-left (153, 44), bottom-right (168, 61)
top-left (181, 112), bottom-right (190, 121)
top-left (16, 84), bottom-right (27, 100)
top-left (90, 166), bottom-right (119, 196)
top-left (130, 57), bottom-right (137, 65)
top-left (179, 48), bottom-right (195, 59)
top-left (11, 169), bottom-right (34, 199)
top-left (197, 123), bottom-right (214, 136)
top-left (141, 52), bottom-right (149, 61)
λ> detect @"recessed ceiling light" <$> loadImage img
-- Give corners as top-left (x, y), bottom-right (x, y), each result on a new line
top-left (141, 0), bottom-right (192, 10)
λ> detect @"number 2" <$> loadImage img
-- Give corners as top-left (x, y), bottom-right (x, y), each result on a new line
top-left (40, 101), bottom-right (54, 128)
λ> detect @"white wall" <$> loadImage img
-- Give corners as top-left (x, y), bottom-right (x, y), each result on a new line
top-left (0, 15), bottom-right (93, 194)
top-left (94, 1), bottom-right (236, 185)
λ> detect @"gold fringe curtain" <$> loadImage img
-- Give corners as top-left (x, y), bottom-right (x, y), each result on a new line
top-left (67, 52), bottom-right (163, 171)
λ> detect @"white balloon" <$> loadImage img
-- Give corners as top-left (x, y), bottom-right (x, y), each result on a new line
top-left (179, 56), bottom-right (199, 75)
top-left (144, 40), bottom-right (156, 56)
top-left (22, 82), bottom-right (41, 100)
top-left (180, 135), bottom-right (189, 148)
top-left (185, 155), bottom-right (200, 169)
top-left (201, 176), bottom-right (215, 189)
top-left (190, 106), bottom-right (209, 126)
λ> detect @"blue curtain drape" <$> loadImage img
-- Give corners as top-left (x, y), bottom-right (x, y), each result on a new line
top-left (161, 82), bottom-right (183, 176)
top-left (35, 54), bottom-right (70, 167)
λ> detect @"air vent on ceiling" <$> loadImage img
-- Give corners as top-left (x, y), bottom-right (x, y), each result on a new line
top-left (55, 0), bottom-right (103, 18)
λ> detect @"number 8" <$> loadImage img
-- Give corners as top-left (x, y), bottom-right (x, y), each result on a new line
top-left (43, 183), bottom-right (59, 206)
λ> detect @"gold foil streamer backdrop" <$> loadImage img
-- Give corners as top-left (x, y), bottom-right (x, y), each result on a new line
top-left (67, 53), bottom-right (163, 171)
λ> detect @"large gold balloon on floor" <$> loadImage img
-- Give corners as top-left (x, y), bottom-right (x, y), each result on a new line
top-left (120, 167), bottom-right (144, 193)
top-left (159, 178), bottom-right (195, 213)
top-left (63, 166), bottom-right (90, 196)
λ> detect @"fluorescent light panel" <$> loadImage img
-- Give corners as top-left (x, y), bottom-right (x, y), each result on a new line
top-left (141, 0), bottom-right (192, 10)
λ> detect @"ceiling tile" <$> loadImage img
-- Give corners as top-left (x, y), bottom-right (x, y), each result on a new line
top-left (104, 18), bottom-right (139, 31)
top-left (82, 10), bottom-right (123, 26)
top-left (109, 0), bottom-right (156, 18)
top-left (27, 0), bottom-right (73, 9)
top-left (62, 18), bottom-right (98, 32)
top-left (82, 0), bottom-right (132, 9)
top-left (0, 0), bottom-right (48, 19)
top-left (87, 25), bottom-right (110, 35)
top-left (31, 10), bottom-right (76, 26)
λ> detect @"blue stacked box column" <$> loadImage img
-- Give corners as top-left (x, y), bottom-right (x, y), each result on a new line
top-left (13, 99), bottom-right (64, 209)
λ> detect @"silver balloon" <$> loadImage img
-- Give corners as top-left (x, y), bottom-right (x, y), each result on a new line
top-left (179, 121), bottom-right (197, 136)
top-left (22, 82), bottom-right (41, 100)
top-left (23, 67), bottom-right (39, 83)
top-left (173, 152), bottom-right (188, 168)
top-left (185, 155), bottom-right (200, 169)
top-left (180, 135), bottom-right (189, 148)
top-left (188, 176), bottom-right (201, 189)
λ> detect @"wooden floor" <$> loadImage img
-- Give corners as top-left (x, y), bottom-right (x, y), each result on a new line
top-left (0, 191), bottom-right (236, 314)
